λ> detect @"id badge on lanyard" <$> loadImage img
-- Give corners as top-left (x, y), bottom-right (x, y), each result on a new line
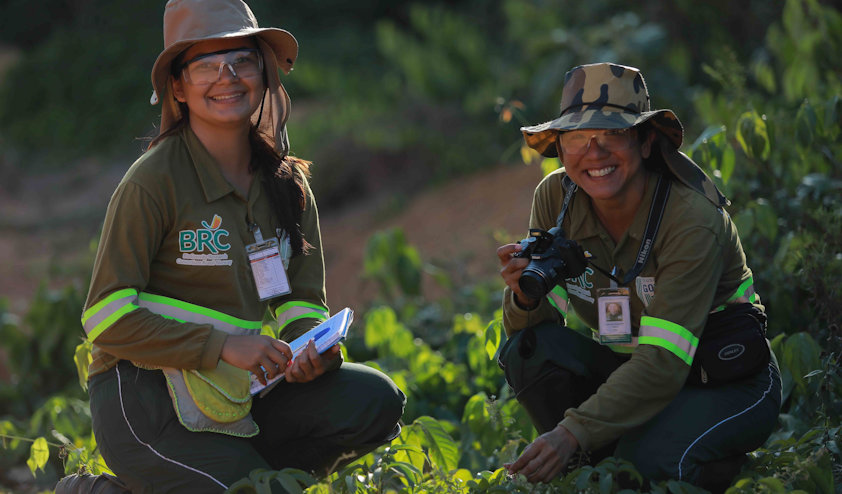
top-left (596, 286), bottom-right (632, 344)
top-left (246, 225), bottom-right (291, 301)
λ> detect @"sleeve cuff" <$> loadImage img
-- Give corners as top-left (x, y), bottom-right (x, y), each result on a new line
top-left (560, 416), bottom-right (592, 453)
top-left (200, 329), bottom-right (228, 370)
top-left (507, 288), bottom-right (543, 315)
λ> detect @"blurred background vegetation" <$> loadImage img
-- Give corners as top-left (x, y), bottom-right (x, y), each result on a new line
top-left (1, 0), bottom-right (841, 492)
top-left (0, 0), bottom-right (825, 207)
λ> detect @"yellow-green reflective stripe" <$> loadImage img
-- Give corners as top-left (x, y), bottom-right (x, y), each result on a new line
top-left (546, 285), bottom-right (568, 318)
top-left (83, 289), bottom-right (139, 340)
top-left (82, 288), bottom-right (137, 323)
top-left (639, 316), bottom-right (698, 365)
top-left (279, 312), bottom-right (328, 330)
top-left (139, 293), bottom-right (261, 331)
top-left (275, 302), bottom-right (328, 327)
top-left (712, 277), bottom-right (758, 312)
top-left (275, 301), bottom-right (328, 319)
top-left (638, 336), bottom-right (693, 365)
top-left (138, 292), bottom-right (260, 336)
top-left (729, 277), bottom-right (754, 302)
top-left (87, 303), bottom-right (138, 342)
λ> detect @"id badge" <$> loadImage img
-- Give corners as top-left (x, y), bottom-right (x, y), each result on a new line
top-left (246, 237), bottom-right (291, 301)
top-left (597, 287), bottom-right (632, 344)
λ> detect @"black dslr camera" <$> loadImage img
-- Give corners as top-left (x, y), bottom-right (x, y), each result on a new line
top-left (513, 227), bottom-right (588, 300)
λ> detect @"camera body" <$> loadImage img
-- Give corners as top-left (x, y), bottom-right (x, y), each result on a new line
top-left (514, 227), bottom-right (588, 300)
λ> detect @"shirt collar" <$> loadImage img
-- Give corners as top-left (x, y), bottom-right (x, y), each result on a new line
top-left (566, 171), bottom-right (660, 242)
top-left (181, 126), bottom-right (235, 203)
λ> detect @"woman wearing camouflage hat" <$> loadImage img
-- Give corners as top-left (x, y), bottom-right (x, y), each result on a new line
top-left (497, 63), bottom-right (780, 490)
top-left (57, 1), bottom-right (404, 492)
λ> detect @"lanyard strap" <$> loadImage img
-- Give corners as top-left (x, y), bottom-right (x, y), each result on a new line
top-left (556, 173), bottom-right (671, 286)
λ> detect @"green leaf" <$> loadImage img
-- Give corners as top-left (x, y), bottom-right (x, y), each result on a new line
top-left (541, 157), bottom-right (560, 177)
top-left (274, 472), bottom-right (304, 494)
top-left (386, 461), bottom-right (422, 486)
top-left (484, 320), bottom-right (503, 361)
top-left (26, 436), bottom-right (49, 475)
top-left (413, 416), bottom-right (460, 472)
top-left (756, 476), bottom-right (787, 492)
top-left (599, 472), bottom-right (613, 494)
top-left (751, 58), bottom-right (777, 94)
top-left (393, 425), bottom-right (426, 471)
top-left (74, 340), bottom-right (92, 391)
top-left (689, 125), bottom-right (728, 151)
top-left (733, 208), bottom-right (755, 238)
top-left (780, 332), bottom-right (822, 395)
top-left (753, 199), bottom-right (778, 240)
top-left (736, 110), bottom-right (771, 161)
top-left (719, 144), bottom-right (736, 185)
top-left (823, 95), bottom-right (841, 133)
top-left (795, 99), bottom-right (818, 148)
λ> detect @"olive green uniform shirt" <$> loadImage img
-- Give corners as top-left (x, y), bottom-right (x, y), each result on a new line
top-left (503, 169), bottom-right (759, 451)
top-left (83, 127), bottom-right (327, 377)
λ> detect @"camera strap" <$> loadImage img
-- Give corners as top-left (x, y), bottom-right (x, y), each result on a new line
top-left (556, 173), bottom-right (671, 286)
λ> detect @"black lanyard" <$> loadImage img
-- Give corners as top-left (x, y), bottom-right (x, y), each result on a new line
top-left (556, 173), bottom-right (671, 286)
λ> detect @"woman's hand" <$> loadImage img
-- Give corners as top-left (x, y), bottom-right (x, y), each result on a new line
top-left (497, 243), bottom-right (539, 309)
top-left (504, 424), bottom-right (579, 483)
top-left (220, 335), bottom-right (292, 385)
top-left (285, 340), bottom-right (343, 383)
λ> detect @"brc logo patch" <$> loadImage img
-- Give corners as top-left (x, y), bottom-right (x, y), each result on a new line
top-left (179, 214), bottom-right (231, 254)
top-left (176, 215), bottom-right (233, 267)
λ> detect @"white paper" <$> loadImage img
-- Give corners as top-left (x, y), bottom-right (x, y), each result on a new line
top-left (249, 307), bottom-right (354, 395)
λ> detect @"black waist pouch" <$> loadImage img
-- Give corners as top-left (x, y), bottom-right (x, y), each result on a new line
top-left (688, 303), bottom-right (771, 386)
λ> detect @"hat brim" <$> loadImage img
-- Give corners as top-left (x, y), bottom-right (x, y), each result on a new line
top-left (659, 139), bottom-right (729, 207)
top-left (150, 27), bottom-right (298, 104)
top-left (521, 107), bottom-right (682, 158)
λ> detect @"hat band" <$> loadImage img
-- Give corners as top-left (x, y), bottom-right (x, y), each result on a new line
top-left (560, 102), bottom-right (639, 116)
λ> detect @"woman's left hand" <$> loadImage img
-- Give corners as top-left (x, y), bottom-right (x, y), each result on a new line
top-left (504, 424), bottom-right (578, 483)
top-left (284, 340), bottom-right (343, 383)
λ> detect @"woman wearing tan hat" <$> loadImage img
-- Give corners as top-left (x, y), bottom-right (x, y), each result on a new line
top-left (58, 1), bottom-right (404, 492)
top-left (496, 63), bottom-right (780, 490)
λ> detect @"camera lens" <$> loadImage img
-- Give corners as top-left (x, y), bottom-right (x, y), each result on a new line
top-left (519, 267), bottom-right (554, 300)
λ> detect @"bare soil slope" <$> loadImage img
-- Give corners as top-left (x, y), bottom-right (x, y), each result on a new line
top-left (0, 161), bottom-right (542, 314)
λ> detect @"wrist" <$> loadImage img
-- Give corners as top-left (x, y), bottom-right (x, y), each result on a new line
top-left (513, 293), bottom-right (539, 311)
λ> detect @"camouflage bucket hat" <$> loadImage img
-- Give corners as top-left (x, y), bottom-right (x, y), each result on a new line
top-left (522, 63), bottom-right (727, 206)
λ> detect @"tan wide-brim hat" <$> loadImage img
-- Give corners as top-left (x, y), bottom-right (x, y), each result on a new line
top-left (150, 0), bottom-right (298, 154)
top-left (522, 63), bottom-right (728, 207)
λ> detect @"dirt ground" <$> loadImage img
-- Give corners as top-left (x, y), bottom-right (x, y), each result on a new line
top-left (0, 158), bottom-right (542, 317)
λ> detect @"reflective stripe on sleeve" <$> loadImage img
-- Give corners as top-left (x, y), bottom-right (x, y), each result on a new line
top-left (639, 316), bottom-right (699, 365)
top-left (274, 301), bottom-right (328, 331)
top-left (713, 277), bottom-right (758, 312)
top-left (138, 293), bottom-right (262, 335)
top-left (546, 285), bottom-right (569, 318)
top-left (82, 288), bottom-right (140, 342)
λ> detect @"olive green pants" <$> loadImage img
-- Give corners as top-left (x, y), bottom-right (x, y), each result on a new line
top-left (89, 360), bottom-right (405, 493)
top-left (501, 323), bottom-right (781, 487)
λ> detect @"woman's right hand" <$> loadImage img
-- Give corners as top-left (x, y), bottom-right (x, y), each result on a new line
top-left (497, 243), bottom-right (539, 310)
top-left (220, 335), bottom-right (293, 385)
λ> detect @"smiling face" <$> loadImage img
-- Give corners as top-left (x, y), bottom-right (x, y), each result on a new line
top-left (171, 37), bottom-right (265, 134)
top-left (558, 126), bottom-right (655, 206)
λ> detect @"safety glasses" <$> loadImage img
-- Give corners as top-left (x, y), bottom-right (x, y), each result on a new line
top-left (559, 128), bottom-right (635, 155)
top-left (179, 48), bottom-right (263, 85)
